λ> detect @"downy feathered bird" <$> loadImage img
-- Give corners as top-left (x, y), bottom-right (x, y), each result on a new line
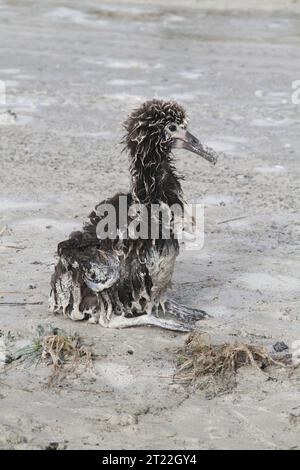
top-left (50, 99), bottom-right (218, 331)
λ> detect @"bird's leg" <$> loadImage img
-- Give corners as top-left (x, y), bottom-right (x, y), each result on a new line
top-left (68, 284), bottom-right (86, 321)
top-left (165, 298), bottom-right (208, 322)
top-left (102, 313), bottom-right (193, 332)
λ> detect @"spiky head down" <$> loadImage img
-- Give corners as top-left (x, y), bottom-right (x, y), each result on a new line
top-left (123, 99), bottom-right (187, 159)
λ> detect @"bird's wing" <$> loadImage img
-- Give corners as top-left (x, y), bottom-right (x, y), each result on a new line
top-left (57, 192), bottom-right (130, 292)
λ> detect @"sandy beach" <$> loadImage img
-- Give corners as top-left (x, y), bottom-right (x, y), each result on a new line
top-left (0, 0), bottom-right (300, 449)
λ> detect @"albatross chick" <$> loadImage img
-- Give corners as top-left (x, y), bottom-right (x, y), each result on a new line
top-left (50, 99), bottom-right (219, 331)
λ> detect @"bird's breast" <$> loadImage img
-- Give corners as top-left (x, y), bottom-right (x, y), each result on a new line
top-left (145, 240), bottom-right (179, 300)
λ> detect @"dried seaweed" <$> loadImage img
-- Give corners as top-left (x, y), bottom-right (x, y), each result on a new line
top-left (13, 325), bottom-right (93, 384)
top-left (174, 332), bottom-right (288, 397)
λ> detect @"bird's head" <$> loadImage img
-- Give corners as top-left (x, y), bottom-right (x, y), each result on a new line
top-left (123, 99), bottom-right (218, 165)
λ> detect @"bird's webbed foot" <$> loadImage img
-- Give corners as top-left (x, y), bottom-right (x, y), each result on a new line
top-left (103, 313), bottom-right (193, 332)
top-left (165, 298), bottom-right (208, 323)
top-left (147, 316), bottom-right (194, 332)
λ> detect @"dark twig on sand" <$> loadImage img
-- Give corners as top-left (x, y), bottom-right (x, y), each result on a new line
top-left (0, 301), bottom-right (43, 306)
top-left (218, 215), bottom-right (250, 225)
top-left (0, 245), bottom-right (26, 250)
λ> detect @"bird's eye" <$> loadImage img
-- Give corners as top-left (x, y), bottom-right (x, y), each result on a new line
top-left (168, 124), bottom-right (177, 132)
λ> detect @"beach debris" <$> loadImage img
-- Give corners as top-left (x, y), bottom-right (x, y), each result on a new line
top-left (0, 301), bottom-right (43, 306)
top-left (0, 226), bottom-right (8, 237)
top-left (273, 341), bottom-right (288, 353)
top-left (0, 109), bottom-right (17, 125)
top-left (174, 332), bottom-right (290, 396)
top-left (0, 245), bottom-right (26, 250)
top-left (0, 335), bottom-right (12, 365)
top-left (44, 441), bottom-right (67, 450)
top-left (218, 215), bottom-right (250, 225)
top-left (13, 325), bottom-right (93, 384)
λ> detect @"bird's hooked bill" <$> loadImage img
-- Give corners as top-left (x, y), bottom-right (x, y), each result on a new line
top-left (172, 128), bottom-right (219, 165)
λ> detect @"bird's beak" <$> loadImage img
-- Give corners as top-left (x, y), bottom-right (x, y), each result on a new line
top-left (172, 128), bottom-right (218, 165)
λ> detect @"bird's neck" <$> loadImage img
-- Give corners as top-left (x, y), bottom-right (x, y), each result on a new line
top-left (129, 148), bottom-right (183, 207)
